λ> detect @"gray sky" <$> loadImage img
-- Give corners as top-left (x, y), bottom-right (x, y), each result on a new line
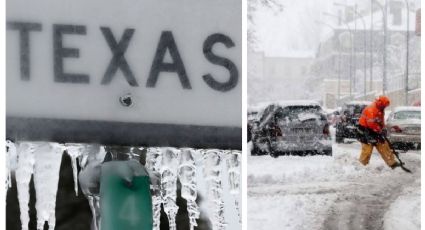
top-left (252, 0), bottom-right (421, 57)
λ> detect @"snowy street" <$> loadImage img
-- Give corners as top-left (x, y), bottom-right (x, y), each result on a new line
top-left (247, 141), bottom-right (421, 230)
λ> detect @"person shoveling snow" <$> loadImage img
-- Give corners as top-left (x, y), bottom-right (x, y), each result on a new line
top-left (356, 96), bottom-right (401, 169)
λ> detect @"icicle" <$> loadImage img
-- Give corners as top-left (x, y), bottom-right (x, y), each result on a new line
top-left (33, 142), bottom-right (66, 230)
top-left (6, 140), bottom-right (17, 189)
top-left (78, 145), bottom-right (105, 230)
top-left (145, 147), bottom-right (162, 230)
top-left (225, 150), bottom-right (241, 223)
top-left (65, 143), bottom-right (85, 196)
top-left (160, 147), bottom-right (179, 230)
top-left (15, 142), bottom-right (36, 230)
top-left (178, 148), bottom-right (200, 230)
top-left (203, 149), bottom-right (226, 230)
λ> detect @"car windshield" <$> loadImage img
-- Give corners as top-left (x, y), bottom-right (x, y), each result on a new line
top-left (275, 105), bottom-right (325, 121)
top-left (393, 111), bottom-right (421, 120)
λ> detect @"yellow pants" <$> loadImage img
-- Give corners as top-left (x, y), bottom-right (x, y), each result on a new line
top-left (359, 141), bottom-right (396, 167)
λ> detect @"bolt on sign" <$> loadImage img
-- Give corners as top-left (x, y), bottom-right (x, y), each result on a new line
top-left (6, 0), bottom-right (242, 149)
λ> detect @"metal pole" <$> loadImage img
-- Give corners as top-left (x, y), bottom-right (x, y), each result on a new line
top-left (338, 43), bottom-right (342, 103)
top-left (353, 4), bottom-right (357, 94)
top-left (371, 0), bottom-right (388, 95)
top-left (383, 0), bottom-right (387, 95)
top-left (333, 3), bottom-right (367, 96)
top-left (315, 20), bottom-right (342, 105)
top-left (370, 0), bottom-right (374, 91)
top-left (404, 0), bottom-right (410, 105)
top-left (323, 12), bottom-right (354, 97)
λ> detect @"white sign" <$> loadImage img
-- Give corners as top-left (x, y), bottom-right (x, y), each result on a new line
top-left (6, 0), bottom-right (241, 129)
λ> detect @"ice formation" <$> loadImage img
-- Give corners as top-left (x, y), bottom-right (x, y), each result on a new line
top-left (203, 149), bottom-right (226, 230)
top-left (145, 147), bottom-right (162, 230)
top-left (225, 150), bottom-right (241, 222)
top-left (159, 148), bottom-right (180, 230)
top-left (178, 148), bottom-right (200, 230)
top-left (65, 144), bottom-right (85, 196)
top-left (33, 142), bottom-right (66, 230)
top-left (78, 145), bottom-right (106, 230)
top-left (9, 142), bottom-right (241, 230)
top-left (15, 142), bottom-right (36, 230)
top-left (6, 140), bottom-right (17, 190)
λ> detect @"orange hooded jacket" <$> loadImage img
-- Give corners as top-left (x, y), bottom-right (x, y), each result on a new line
top-left (358, 96), bottom-right (390, 133)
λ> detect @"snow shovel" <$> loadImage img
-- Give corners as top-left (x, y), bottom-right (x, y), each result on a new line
top-left (100, 160), bottom-right (153, 230)
top-left (382, 135), bottom-right (413, 174)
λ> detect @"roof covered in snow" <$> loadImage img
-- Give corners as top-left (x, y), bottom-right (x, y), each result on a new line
top-left (345, 101), bottom-right (372, 105)
top-left (265, 100), bottom-right (321, 108)
top-left (393, 106), bottom-right (421, 112)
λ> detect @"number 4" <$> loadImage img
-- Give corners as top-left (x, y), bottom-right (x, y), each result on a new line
top-left (119, 195), bottom-right (140, 226)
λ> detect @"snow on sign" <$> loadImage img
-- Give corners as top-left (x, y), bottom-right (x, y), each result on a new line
top-left (6, 0), bottom-right (241, 149)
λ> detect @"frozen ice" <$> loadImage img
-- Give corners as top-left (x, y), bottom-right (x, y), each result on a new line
top-left (10, 142), bottom-right (241, 230)
top-left (33, 142), bottom-right (66, 230)
top-left (178, 148), bottom-right (200, 230)
top-left (6, 140), bottom-right (17, 190)
top-left (15, 142), bottom-right (36, 230)
top-left (65, 143), bottom-right (86, 196)
top-left (159, 148), bottom-right (180, 230)
top-left (203, 149), bottom-right (226, 230)
top-left (225, 150), bottom-right (241, 222)
top-left (145, 147), bottom-right (162, 230)
top-left (78, 144), bottom-right (106, 230)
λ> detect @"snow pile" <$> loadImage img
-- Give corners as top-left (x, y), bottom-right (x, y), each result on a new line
top-left (249, 193), bottom-right (337, 230)
top-left (384, 179), bottom-right (421, 230)
top-left (248, 143), bottom-right (397, 186)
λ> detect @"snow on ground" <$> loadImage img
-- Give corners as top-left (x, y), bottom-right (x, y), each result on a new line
top-left (384, 178), bottom-right (421, 230)
top-left (248, 141), bottom-right (421, 230)
top-left (248, 142), bottom-right (401, 186)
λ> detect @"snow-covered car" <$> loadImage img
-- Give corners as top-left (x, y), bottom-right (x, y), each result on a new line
top-left (335, 101), bottom-right (371, 143)
top-left (247, 103), bottom-right (269, 142)
top-left (251, 100), bottom-right (332, 157)
top-left (386, 106), bottom-right (421, 150)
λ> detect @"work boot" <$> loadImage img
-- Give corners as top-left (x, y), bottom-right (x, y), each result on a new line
top-left (390, 162), bottom-right (402, 169)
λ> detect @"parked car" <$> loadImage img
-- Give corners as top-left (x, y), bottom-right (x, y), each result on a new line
top-left (251, 100), bottom-right (332, 157)
top-left (335, 101), bottom-right (371, 143)
top-left (386, 106), bottom-right (421, 150)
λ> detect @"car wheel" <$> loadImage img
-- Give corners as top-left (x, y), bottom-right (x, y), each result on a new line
top-left (319, 149), bottom-right (332, 156)
top-left (323, 149), bottom-right (332, 156)
top-left (335, 136), bottom-right (344, 143)
top-left (270, 151), bottom-right (279, 158)
top-left (252, 142), bottom-right (267, 156)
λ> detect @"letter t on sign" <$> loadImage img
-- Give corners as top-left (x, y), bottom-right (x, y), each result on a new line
top-left (7, 21), bottom-right (42, 81)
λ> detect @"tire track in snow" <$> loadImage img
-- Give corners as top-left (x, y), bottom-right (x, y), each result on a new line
top-left (321, 155), bottom-right (420, 230)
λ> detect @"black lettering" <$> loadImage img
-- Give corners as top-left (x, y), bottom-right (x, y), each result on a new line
top-left (100, 27), bottom-right (138, 86)
top-left (146, 31), bottom-right (191, 89)
top-left (53, 24), bottom-right (89, 83)
top-left (203, 33), bottom-right (239, 92)
top-left (7, 21), bottom-right (42, 81)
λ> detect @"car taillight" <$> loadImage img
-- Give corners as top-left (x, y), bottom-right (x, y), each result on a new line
top-left (390, 125), bottom-right (402, 133)
top-left (323, 124), bottom-right (330, 136)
